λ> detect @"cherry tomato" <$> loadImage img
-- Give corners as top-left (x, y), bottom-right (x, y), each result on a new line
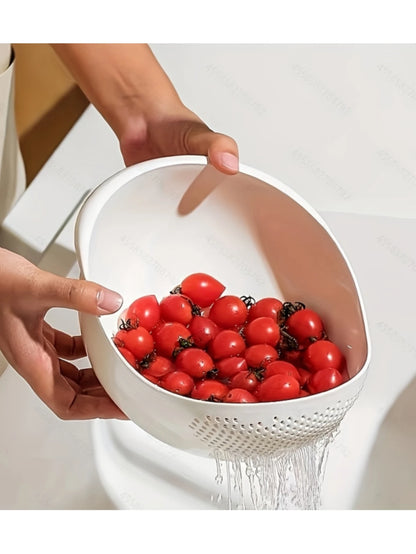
top-left (179, 273), bottom-right (225, 308)
top-left (215, 356), bottom-right (248, 380)
top-left (125, 295), bottom-right (161, 331)
top-left (230, 370), bottom-right (260, 392)
top-left (153, 322), bottom-right (191, 358)
top-left (307, 367), bottom-right (343, 394)
top-left (113, 328), bottom-right (129, 348)
top-left (143, 355), bottom-right (174, 378)
top-left (159, 294), bottom-right (193, 325)
top-left (225, 389), bottom-right (258, 403)
top-left (117, 346), bottom-right (137, 368)
top-left (263, 360), bottom-right (301, 382)
top-left (303, 340), bottom-right (344, 372)
top-left (256, 374), bottom-right (300, 402)
top-left (120, 326), bottom-right (154, 362)
top-left (247, 297), bottom-right (283, 322)
top-left (285, 308), bottom-right (324, 347)
top-left (175, 348), bottom-right (215, 379)
top-left (160, 371), bottom-right (194, 396)
top-left (188, 315), bottom-right (219, 348)
top-left (297, 367), bottom-right (311, 387)
top-left (209, 295), bottom-right (248, 328)
top-left (208, 329), bottom-right (246, 360)
top-left (114, 273), bottom-right (349, 403)
top-left (281, 348), bottom-right (303, 366)
top-left (141, 373), bottom-right (159, 385)
top-left (244, 344), bottom-right (278, 369)
top-left (191, 380), bottom-right (229, 401)
top-left (244, 316), bottom-right (281, 346)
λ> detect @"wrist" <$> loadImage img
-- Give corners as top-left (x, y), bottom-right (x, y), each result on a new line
top-left (53, 43), bottom-right (183, 139)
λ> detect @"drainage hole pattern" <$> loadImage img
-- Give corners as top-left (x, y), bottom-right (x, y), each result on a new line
top-left (188, 397), bottom-right (358, 457)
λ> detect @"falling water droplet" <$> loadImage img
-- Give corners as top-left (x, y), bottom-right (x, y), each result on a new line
top-left (212, 428), bottom-right (338, 510)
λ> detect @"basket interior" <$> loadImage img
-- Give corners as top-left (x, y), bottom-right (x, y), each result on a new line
top-left (80, 161), bottom-right (369, 379)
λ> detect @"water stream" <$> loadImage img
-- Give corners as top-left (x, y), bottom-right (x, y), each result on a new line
top-left (211, 429), bottom-right (338, 510)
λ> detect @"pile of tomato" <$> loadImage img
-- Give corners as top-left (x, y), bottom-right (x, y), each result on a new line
top-left (113, 273), bottom-right (347, 403)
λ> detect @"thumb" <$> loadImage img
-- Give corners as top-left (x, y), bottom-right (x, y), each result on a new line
top-left (37, 271), bottom-right (123, 315)
top-left (186, 127), bottom-right (239, 175)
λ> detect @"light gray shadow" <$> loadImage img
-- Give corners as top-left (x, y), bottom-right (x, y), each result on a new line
top-left (177, 164), bottom-right (227, 215)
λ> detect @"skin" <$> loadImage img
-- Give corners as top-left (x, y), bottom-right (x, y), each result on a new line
top-left (0, 43), bottom-right (239, 420)
top-left (51, 44), bottom-right (239, 172)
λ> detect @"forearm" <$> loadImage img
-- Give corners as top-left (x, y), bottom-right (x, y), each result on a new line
top-left (52, 44), bottom-right (183, 138)
top-left (52, 43), bottom-right (239, 173)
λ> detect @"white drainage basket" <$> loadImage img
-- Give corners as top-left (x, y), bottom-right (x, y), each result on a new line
top-left (75, 155), bottom-right (370, 458)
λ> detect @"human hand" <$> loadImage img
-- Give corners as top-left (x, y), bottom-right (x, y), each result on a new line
top-left (0, 248), bottom-right (127, 420)
top-left (118, 103), bottom-right (239, 174)
top-left (52, 44), bottom-right (239, 175)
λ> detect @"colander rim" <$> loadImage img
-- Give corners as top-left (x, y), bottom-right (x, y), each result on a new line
top-left (76, 154), bottom-right (371, 412)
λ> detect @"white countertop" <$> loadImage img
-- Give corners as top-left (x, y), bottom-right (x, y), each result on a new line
top-left (1, 44), bottom-right (416, 511)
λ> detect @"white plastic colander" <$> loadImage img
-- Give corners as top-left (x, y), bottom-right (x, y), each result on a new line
top-left (75, 156), bottom-right (370, 458)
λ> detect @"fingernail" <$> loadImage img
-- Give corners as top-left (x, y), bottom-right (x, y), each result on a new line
top-left (219, 152), bottom-right (239, 172)
top-left (97, 289), bottom-right (123, 314)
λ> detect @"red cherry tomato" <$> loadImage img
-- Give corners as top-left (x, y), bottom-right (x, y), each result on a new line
top-left (179, 273), bottom-right (225, 308)
top-left (286, 308), bottom-right (324, 347)
top-left (160, 371), bottom-right (194, 395)
top-left (117, 346), bottom-right (137, 368)
top-left (216, 356), bottom-right (248, 380)
top-left (125, 295), bottom-right (161, 331)
top-left (209, 295), bottom-right (248, 328)
top-left (188, 315), bottom-right (219, 348)
top-left (297, 367), bottom-right (311, 387)
top-left (307, 367), bottom-right (343, 394)
top-left (175, 348), bottom-right (215, 379)
top-left (230, 370), bottom-right (260, 392)
top-left (263, 360), bottom-right (301, 382)
top-left (247, 297), bottom-right (283, 322)
top-left (281, 348), bottom-right (303, 366)
top-left (115, 273), bottom-right (349, 403)
top-left (143, 355), bottom-right (174, 378)
top-left (153, 322), bottom-right (191, 358)
top-left (256, 374), bottom-right (300, 402)
top-left (244, 344), bottom-right (278, 369)
top-left (191, 380), bottom-right (229, 401)
top-left (113, 328), bottom-right (129, 348)
top-left (225, 389), bottom-right (258, 403)
top-left (303, 340), bottom-right (344, 372)
top-left (160, 294), bottom-right (193, 325)
top-left (120, 326), bottom-right (154, 362)
top-left (244, 316), bottom-right (281, 346)
top-left (141, 373), bottom-right (159, 385)
top-left (208, 329), bottom-right (246, 360)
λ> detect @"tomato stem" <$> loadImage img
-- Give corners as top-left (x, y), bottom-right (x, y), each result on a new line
top-left (138, 350), bottom-right (156, 369)
top-left (207, 394), bottom-right (222, 402)
top-left (186, 298), bottom-right (201, 316)
top-left (247, 366), bottom-right (265, 381)
top-left (279, 301), bottom-right (305, 322)
top-left (172, 336), bottom-right (195, 358)
top-left (206, 368), bottom-right (219, 379)
top-left (279, 328), bottom-right (299, 350)
top-left (118, 318), bottom-right (139, 331)
top-left (241, 295), bottom-right (256, 308)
